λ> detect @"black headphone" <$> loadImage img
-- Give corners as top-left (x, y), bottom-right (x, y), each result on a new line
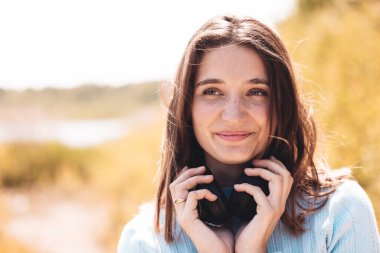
top-left (195, 166), bottom-right (269, 227)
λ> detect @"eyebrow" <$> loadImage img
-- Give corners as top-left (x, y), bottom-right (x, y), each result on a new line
top-left (196, 78), bottom-right (223, 87)
top-left (196, 78), bottom-right (269, 87)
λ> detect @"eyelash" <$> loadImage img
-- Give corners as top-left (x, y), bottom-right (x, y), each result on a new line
top-left (247, 88), bottom-right (268, 96)
top-left (202, 88), bottom-right (221, 95)
top-left (201, 88), bottom-right (268, 96)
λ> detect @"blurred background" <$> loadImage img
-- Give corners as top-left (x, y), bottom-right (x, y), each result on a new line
top-left (0, 0), bottom-right (379, 252)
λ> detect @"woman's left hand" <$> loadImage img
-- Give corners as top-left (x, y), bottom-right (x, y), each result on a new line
top-left (233, 156), bottom-right (293, 253)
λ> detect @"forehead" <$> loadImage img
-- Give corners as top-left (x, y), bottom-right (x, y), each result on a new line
top-left (195, 45), bottom-right (267, 81)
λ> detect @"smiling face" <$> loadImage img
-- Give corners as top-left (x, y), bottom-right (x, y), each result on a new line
top-left (192, 44), bottom-right (271, 166)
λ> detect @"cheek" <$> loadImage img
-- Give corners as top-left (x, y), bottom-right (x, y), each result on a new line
top-left (192, 99), bottom-right (221, 123)
top-left (192, 100), bottom-right (220, 146)
top-left (248, 103), bottom-right (270, 127)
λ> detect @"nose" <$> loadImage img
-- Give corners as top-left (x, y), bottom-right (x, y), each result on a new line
top-left (221, 95), bottom-right (247, 123)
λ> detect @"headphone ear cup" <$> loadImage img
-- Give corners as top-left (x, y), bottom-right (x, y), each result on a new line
top-left (195, 167), bottom-right (230, 226)
top-left (229, 173), bottom-right (269, 221)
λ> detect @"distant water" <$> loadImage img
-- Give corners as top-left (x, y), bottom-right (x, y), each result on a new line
top-left (0, 119), bottom-right (129, 148)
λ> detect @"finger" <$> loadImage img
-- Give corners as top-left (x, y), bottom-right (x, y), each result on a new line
top-left (174, 166), bottom-right (206, 185)
top-left (172, 174), bottom-right (214, 202)
top-left (244, 167), bottom-right (277, 182)
top-left (252, 159), bottom-right (291, 178)
top-left (170, 171), bottom-right (214, 203)
top-left (234, 183), bottom-right (270, 209)
top-left (170, 166), bottom-right (205, 193)
top-left (176, 165), bottom-right (189, 178)
top-left (170, 167), bottom-right (212, 218)
top-left (182, 189), bottom-right (217, 217)
top-left (269, 156), bottom-right (284, 167)
top-left (244, 168), bottom-right (283, 202)
top-left (176, 174), bottom-right (214, 191)
top-left (246, 167), bottom-right (293, 200)
top-left (266, 157), bottom-right (293, 197)
top-left (170, 166), bottom-right (187, 192)
top-left (269, 156), bottom-right (294, 191)
top-left (172, 195), bottom-right (186, 219)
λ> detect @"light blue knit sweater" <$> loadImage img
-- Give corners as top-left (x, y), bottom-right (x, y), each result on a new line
top-left (118, 180), bottom-right (380, 252)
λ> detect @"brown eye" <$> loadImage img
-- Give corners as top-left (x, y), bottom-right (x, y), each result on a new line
top-left (247, 88), bottom-right (267, 96)
top-left (202, 88), bottom-right (222, 96)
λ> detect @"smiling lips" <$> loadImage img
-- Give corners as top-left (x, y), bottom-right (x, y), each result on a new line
top-left (215, 131), bottom-right (254, 141)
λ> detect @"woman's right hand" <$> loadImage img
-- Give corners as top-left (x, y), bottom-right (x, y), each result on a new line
top-left (169, 166), bottom-right (234, 253)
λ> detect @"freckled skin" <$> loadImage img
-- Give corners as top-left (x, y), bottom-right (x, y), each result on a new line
top-left (192, 45), bottom-right (271, 166)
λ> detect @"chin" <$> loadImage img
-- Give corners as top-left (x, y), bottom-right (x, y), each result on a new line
top-left (217, 156), bottom-right (253, 165)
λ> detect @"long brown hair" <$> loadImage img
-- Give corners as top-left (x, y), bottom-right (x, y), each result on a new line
top-left (154, 14), bottom-right (346, 242)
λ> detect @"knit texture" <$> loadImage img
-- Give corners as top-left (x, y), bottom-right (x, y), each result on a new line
top-left (118, 180), bottom-right (380, 253)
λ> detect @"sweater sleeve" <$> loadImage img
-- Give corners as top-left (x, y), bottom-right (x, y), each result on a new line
top-left (323, 180), bottom-right (380, 253)
top-left (117, 203), bottom-right (161, 253)
top-left (117, 203), bottom-right (198, 253)
top-left (117, 221), bottom-right (159, 253)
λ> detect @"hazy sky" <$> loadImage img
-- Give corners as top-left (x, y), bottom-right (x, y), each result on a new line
top-left (0, 0), bottom-right (296, 90)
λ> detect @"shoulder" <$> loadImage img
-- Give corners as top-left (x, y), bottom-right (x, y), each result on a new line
top-left (319, 179), bottom-right (380, 252)
top-left (270, 180), bottom-right (379, 252)
top-left (117, 202), bottom-right (160, 253)
top-left (117, 202), bottom-right (198, 253)
top-left (326, 179), bottom-right (374, 215)
top-left (302, 179), bottom-right (376, 229)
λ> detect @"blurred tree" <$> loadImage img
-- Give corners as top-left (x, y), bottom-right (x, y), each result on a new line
top-left (280, 0), bottom-right (380, 224)
top-left (298, 0), bottom-right (369, 13)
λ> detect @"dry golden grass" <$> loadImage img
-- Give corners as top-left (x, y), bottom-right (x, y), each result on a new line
top-left (87, 109), bottom-right (165, 251)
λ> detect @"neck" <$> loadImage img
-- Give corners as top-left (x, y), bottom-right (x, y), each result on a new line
top-left (205, 154), bottom-right (252, 187)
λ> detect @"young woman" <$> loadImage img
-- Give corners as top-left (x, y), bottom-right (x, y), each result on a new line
top-left (118, 15), bottom-right (380, 253)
